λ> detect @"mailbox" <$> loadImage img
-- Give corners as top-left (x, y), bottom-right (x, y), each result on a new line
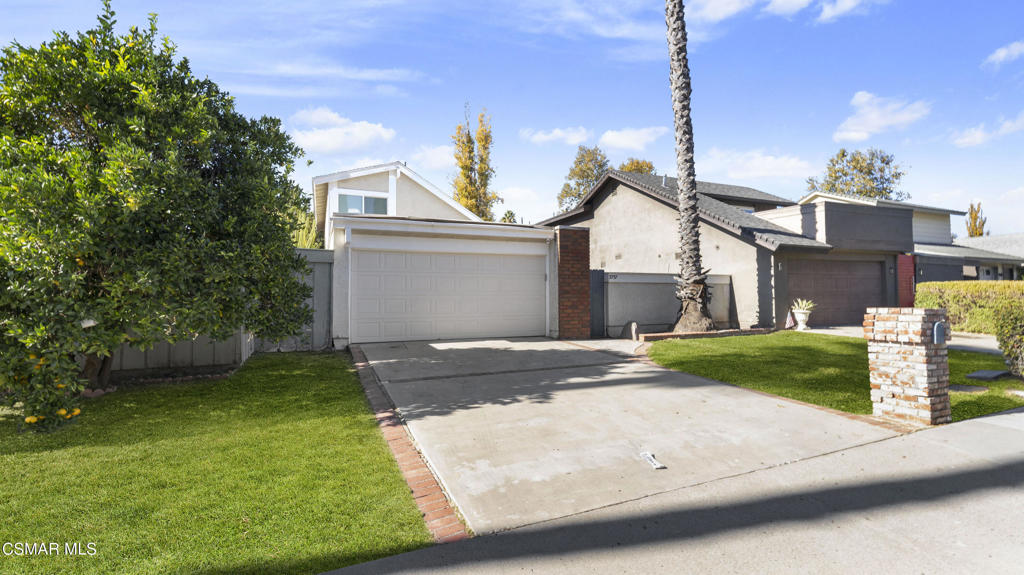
top-left (933, 321), bottom-right (948, 345)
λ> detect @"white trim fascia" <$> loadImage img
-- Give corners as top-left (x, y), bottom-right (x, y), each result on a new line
top-left (312, 161), bottom-right (403, 186)
top-left (334, 215), bottom-right (554, 240)
top-left (387, 170), bottom-right (398, 216)
top-left (798, 191), bottom-right (965, 216)
top-left (350, 234), bottom-right (550, 256)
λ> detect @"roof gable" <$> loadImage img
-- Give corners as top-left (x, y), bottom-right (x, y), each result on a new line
top-left (313, 161), bottom-right (480, 229)
top-left (540, 172), bottom-right (829, 252)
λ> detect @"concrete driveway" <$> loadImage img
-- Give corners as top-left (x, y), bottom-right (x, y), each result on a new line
top-left (360, 338), bottom-right (898, 534)
top-left (333, 406), bottom-right (1024, 575)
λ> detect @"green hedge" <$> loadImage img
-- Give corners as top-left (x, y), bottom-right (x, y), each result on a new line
top-left (915, 281), bottom-right (1024, 334)
top-left (996, 304), bottom-right (1024, 376)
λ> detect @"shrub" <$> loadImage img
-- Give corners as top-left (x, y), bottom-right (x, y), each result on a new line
top-left (995, 304), bottom-right (1024, 376)
top-left (915, 281), bottom-right (1024, 334)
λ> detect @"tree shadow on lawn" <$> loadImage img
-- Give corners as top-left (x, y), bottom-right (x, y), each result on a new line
top-left (330, 453), bottom-right (1024, 574)
top-left (0, 353), bottom-right (367, 456)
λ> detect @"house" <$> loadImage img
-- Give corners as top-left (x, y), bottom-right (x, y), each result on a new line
top-left (795, 192), bottom-right (1024, 284)
top-left (954, 233), bottom-right (1024, 281)
top-left (312, 161), bottom-right (480, 242)
top-left (313, 161), bottom-right (592, 347)
top-left (541, 170), bottom-right (934, 328)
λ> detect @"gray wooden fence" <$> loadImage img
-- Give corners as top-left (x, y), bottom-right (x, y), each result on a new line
top-left (255, 248), bottom-right (333, 352)
top-left (110, 248), bottom-right (334, 377)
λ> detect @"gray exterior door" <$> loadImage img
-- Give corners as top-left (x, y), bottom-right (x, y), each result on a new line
top-left (787, 259), bottom-right (884, 326)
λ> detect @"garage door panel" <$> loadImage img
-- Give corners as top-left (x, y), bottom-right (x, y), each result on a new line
top-left (788, 259), bottom-right (884, 326)
top-left (351, 248), bottom-right (547, 343)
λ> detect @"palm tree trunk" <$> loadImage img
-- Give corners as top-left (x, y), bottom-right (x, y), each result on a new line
top-left (666, 0), bottom-right (715, 333)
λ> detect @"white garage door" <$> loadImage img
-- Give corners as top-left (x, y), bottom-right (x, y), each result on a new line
top-left (351, 249), bottom-right (547, 343)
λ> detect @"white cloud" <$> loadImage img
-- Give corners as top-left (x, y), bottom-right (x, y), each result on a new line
top-left (224, 84), bottom-right (324, 98)
top-left (952, 125), bottom-right (993, 148)
top-left (763, 0), bottom-right (815, 16)
top-left (700, 147), bottom-right (812, 180)
top-left (412, 145), bottom-right (455, 170)
top-left (952, 110), bottom-right (1024, 147)
top-left (818, 0), bottom-right (886, 23)
top-left (265, 61), bottom-right (425, 82)
top-left (598, 126), bottom-right (668, 151)
top-left (519, 127), bottom-right (591, 145)
top-left (289, 107), bottom-right (395, 154)
top-left (984, 40), bottom-right (1024, 68)
top-left (1001, 186), bottom-right (1024, 202)
top-left (688, 0), bottom-right (758, 23)
top-left (832, 91), bottom-right (931, 142)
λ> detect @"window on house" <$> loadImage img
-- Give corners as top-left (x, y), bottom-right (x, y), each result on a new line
top-left (339, 194), bottom-right (387, 215)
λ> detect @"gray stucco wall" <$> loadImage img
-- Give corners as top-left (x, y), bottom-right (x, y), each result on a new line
top-left (565, 183), bottom-right (771, 329)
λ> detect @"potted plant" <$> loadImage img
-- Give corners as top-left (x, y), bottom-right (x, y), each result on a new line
top-left (791, 299), bottom-right (816, 331)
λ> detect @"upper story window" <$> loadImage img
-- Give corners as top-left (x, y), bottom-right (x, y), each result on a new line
top-left (339, 193), bottom-right (387, 215)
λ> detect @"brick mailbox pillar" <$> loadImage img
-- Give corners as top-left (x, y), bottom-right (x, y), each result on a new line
top-left (555, 226), bottom-right (590, 340)
top-left (863, 308), bottom-right (951, 425)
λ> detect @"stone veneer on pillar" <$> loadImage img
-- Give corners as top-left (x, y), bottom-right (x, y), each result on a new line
top-left (863, 307), bottom-right (951, 425)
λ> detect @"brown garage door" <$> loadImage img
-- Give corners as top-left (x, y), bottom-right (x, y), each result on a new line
top-left (787, 259), bottom-right (885, 326)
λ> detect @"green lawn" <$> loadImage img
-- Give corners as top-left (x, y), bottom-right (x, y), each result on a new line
top-left (648, 331), bottom-right (1024, 422)
top-left (0, 353), bottom-right (431, 575)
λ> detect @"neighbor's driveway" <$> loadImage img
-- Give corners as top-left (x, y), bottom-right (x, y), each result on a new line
top-left (359, 338), bottom-right (898, 534)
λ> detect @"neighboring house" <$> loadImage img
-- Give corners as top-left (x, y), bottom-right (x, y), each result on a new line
top-left (540, 170), bottom-right (878, 328)
top-left (795, 192), bottom-right (1024, 284)
top-left (312, 161), bottom-right (479, 243)
top-left (314, 162), bottom-right (579, 347)
top-left (954, 233), bottom-right (1024, 281)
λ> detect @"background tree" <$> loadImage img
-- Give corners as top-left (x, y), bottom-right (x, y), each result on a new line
top-left (500, 210), bottom-right (518, 223)
top-left (618, 158), bottom-right (656, 175)
top-left (557, 145), bottom-right (610, 211)
top-left (966, 202), bottom-right (989, 237)
top-left (666, 0), bottom-right (715, 333)
top-left (293, 209), bottom-right (322, 249)
top-left (0, 3), bottom-right (311, 430)
top-left (807, 148), bottom-right (908, 200)
top-left (452, 105), bottom-right (500, 220)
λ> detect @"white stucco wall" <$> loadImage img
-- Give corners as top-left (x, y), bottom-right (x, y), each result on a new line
top-left (396, 176), bottom-right (468, 220)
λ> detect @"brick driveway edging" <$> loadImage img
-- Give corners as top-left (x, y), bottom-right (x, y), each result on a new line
top-left (349, 345), bottom-right (470, 543)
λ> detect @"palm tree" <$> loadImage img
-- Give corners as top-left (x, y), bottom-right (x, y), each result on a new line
top-left (666, 0), bottom-right (715, 332)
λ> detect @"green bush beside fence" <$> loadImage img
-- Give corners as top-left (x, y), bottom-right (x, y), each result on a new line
top-left (915, 281), bottom-right (1024, 334)
top-left (996, 304), bottom-right (1024, 376)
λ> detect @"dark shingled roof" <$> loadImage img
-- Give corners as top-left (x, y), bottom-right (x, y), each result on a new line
top-left (696, 195), bottom-right (831, 251)
top-left (914, 243), bottom-right (1024, 264)
top-left (539, 170), bottom-right (828, 251)
top-left (611, 170), bottom-right (796, 207)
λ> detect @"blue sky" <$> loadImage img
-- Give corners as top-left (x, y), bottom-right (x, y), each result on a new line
top-left (3, 0), bottom-right (1023, 233)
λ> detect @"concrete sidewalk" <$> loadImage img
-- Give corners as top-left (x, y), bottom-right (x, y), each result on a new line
top-left (806, 325), bottom-right (1002, 355)
top-left (330, 406), bottom-right (1024, 575)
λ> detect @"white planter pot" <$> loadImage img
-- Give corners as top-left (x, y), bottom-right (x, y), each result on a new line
top-left (793, 310), bottom-right (811, 331)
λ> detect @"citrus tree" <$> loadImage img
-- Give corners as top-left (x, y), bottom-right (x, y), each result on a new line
top-left (0, 3), bottom-right (311, 430)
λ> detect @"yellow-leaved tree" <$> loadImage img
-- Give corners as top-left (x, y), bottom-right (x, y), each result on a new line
top-left (452, 105), bottom-right (500, 220)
